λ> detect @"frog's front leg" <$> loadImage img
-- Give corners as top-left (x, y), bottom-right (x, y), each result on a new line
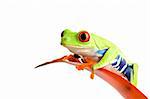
top-left (75, 56), bottom-right (97, 79)
top-left (76, 63), bottom-right (95, 79)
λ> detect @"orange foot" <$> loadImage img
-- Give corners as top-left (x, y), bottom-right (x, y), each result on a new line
top-left (75, 57), bottom-right (96, 79)
top-left (76, 63), bottom-right (92, 70)
top-left (75, 64), bottom-right (95, 79)
top-left (90, 70), bottom-right (95, 79)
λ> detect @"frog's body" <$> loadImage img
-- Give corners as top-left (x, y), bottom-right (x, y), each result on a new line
top-left (61, 29), bottom-right (138, 86)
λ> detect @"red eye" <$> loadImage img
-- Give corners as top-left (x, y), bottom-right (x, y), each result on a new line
top-left (78, 31), bottom-right (90, 42)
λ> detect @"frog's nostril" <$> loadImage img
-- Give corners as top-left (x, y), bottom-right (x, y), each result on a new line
top-left (61, 31), bottom-right (64, 37)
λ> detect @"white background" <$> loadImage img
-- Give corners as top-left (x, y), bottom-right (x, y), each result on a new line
top-left (0, 0), bottom-right (150, 99)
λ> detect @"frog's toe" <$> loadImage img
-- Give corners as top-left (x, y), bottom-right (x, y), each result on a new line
top-left (76, 65), bottom-right (84, 70)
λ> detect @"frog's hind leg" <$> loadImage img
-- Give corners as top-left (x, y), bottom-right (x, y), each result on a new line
top-left (131, 63), bottom-right (138, 86)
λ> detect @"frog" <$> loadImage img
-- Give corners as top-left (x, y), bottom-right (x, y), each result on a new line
top-left (60, 29), bottom-right (138, 86)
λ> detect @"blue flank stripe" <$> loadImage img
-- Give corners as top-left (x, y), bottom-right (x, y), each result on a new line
top-left (118, 58), bottom-right (126, 71)
top-left (112, 61), bottom-right (117, 65)
top-left (96, 49), bottom-right (108, 56)
top-left (112, 55), bottom-right (121, 68)
top-left (112, 55), bottom-right (128, 72)
top-left (111, 55), bottom-right (132, 81)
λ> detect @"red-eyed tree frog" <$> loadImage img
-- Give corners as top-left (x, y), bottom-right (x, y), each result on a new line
top-left (60, 29), bottom-right (138, 86)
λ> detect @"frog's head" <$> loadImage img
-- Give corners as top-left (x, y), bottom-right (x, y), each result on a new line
top-left (61, 29), bottom-right (97, 57)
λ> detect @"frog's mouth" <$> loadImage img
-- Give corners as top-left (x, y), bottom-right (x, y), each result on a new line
top-left (64, 45), bottom-right (101, 62)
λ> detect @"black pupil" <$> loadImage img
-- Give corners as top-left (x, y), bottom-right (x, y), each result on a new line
top-left (80, 33), bottom-right (86, 40)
